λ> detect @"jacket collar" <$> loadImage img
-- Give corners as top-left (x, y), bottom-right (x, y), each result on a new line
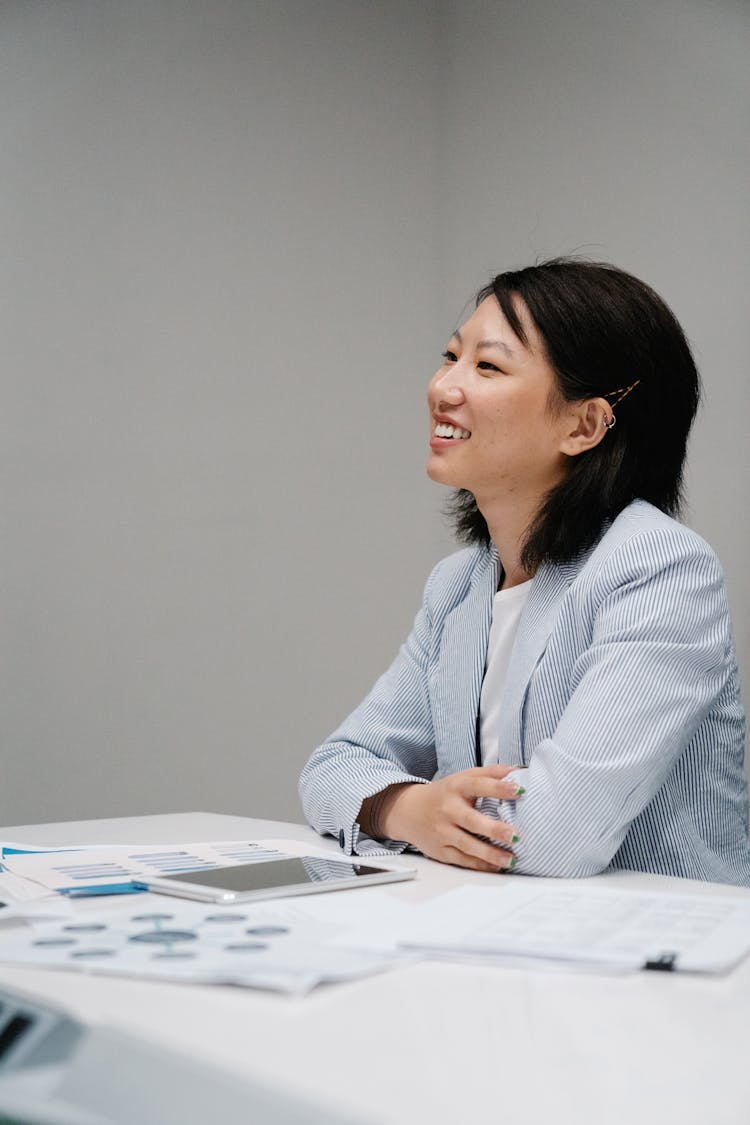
top-left (431, 545), bottom-right (499, 773)
top-left (493, 556), bottom-right (581, 762)
top-left (434, 543), bottom-right (586, 772)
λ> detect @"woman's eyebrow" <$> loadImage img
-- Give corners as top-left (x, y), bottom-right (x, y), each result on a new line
top-left (450, 328), bottom-right (516, 358)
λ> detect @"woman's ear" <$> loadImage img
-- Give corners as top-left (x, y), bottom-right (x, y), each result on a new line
top-left (559, 397), bottom-right (613, 456)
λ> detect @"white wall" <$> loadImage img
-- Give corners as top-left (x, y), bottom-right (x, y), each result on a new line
top-left (2, 0), bottom-right (747, 827)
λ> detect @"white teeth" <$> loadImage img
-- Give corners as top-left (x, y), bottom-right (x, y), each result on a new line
top-left (435, 422), bottom-right (470, 439)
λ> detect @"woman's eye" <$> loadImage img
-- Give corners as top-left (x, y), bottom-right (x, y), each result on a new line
top-left (477, 361), bottom-right (502, 372)
top-left (441, 350), bottom-right (457, 363)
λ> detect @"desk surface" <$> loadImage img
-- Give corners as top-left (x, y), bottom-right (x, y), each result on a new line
top-left (1, 811), bottom-right (749, 1125)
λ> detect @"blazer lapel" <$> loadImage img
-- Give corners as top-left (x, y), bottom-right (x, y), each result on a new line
top-left (495, 559), bottom-right (581, 764)
top-left (431, 545), bottom-right (500, 774)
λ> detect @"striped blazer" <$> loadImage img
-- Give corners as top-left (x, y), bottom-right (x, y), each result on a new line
top-left (299, 501), bottom-right (750, 886)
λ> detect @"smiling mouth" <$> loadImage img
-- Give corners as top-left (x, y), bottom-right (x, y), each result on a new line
top-left (434, 423), bottom-right (471, 440)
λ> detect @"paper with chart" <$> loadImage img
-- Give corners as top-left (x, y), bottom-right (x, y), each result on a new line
top-left (391, 882), bottom-right (750, 973)
top-left (0, 890), bottom-right (411, 995)
top-left (0, 840), bottom-right (299, 895)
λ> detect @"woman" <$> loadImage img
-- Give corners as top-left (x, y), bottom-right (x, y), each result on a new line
top-left (299, 259), bottom-right (750, 886)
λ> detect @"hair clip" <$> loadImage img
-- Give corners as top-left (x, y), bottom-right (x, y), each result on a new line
top-left (603, 379), bottom-right (641, 409)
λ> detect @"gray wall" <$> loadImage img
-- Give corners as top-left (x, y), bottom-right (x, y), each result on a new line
top-left (2, 0), bottom-right (747, 827)
top-left (1, 0), bottom-right (448, 824)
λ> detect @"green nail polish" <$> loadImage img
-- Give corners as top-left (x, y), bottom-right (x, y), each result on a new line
top-left (511, 833), bottom-right (520, 844)
top-left (507, 856), bottom-right (517, 870)
top-left (515, 786), bottom-right (526, 796)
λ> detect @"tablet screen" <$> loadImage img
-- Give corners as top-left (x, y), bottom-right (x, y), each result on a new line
top-left (157, 857), bottom-right (391, 893)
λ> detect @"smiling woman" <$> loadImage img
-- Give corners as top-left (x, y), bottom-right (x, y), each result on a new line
top-left (426, 294), bottom-right (594, 588)
top-left (299, 259), bottom-right (750, 887)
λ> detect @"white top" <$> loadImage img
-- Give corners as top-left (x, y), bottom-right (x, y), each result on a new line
top-left (479, 579), bottom-right (532, 765)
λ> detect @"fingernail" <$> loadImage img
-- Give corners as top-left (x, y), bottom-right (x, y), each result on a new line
top-left (507, 856), bottom-right (517, 870)
top-left (510, 833), bottom-right (520, 844)
top-left (514, 785), bottom-right (526, 796)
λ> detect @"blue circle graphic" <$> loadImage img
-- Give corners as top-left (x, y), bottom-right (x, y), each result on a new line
top-left (129, 930), bottom-right (198, 944)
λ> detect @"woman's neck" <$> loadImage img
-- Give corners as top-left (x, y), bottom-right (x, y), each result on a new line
top-left (478, 493), bottom-right (539, 590)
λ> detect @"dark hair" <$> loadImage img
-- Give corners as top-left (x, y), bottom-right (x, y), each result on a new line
top-left (447, 258), bottom-right (701, 570)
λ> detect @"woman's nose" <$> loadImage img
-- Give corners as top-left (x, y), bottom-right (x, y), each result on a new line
top-left (430, 367), bottom-right (466, 403)
top-left (430, 378), bottom-right (465, 407)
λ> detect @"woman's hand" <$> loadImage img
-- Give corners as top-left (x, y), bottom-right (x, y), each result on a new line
top-left (375, 766), bottom-right (524, 872)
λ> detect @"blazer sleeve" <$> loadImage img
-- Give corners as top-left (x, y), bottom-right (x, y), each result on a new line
top-left (478, 526), bottom-right (741, 877)
top-left (299, 567), bottom-right (440, 857)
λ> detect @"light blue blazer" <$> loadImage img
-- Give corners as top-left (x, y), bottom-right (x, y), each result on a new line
top-left (299, 501), bottom-right (750, 886)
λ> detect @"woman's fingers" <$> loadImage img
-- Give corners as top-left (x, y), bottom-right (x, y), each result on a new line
top-left (441, 848), bottom-right (501, 873)
top-left (441, 838), bottom-right (516, 872)
top-left (462, 775), bottom-right (526, 801)
top-left (451, 766), bottom-right (526, 802)
top-left (465, 764), bottom-right (524, 782)
top-left (379, 769), bottom-right (522, 873)
top-left (441, 823), bottom-right (515, 869)
top-left (461, 806), bottom-right (519, 848)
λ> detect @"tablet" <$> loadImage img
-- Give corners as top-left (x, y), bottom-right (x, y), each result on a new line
top-left (133, 856), bottom-right (417, 904)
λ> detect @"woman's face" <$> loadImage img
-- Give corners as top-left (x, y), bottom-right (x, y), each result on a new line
top-left (426, 295), bottom-right (573, 507)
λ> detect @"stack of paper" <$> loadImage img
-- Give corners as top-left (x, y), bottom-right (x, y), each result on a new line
top-left (386, 883), bottom-right (750, 974)
top-left (0, 837), bottom-right (413, 994)
top-left (4, 838), bottom-right (750, 988)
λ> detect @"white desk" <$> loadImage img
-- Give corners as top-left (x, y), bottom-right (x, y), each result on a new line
top-left (1, 811), bottom-right (749, 1125)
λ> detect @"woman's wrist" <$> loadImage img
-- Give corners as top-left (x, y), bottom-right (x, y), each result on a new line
top-left (358, 783), bottom-right (419, 841)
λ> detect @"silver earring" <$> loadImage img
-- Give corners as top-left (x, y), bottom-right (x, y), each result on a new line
top-left (603, 413), bottom-right (616, 430)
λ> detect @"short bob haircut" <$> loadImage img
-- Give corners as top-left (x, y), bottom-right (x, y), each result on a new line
top-left (447, 258), bottom-right (701, 570)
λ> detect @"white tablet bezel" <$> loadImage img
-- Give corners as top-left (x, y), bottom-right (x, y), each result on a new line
top-left (134, 857), bottom-right (417, 903)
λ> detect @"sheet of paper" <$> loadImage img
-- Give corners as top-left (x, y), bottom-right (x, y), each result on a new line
top-left (0, 898), bottom-right (75, 924)
top-left (0, 869), bottom-right (57, 904)
top-left (393, 883), bottom-right (750, 973)
top-left (0, 891), bottom-right (402, 995)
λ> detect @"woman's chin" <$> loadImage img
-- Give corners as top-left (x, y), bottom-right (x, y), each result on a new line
top-left (426, 455), bottom-right (464, 488)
